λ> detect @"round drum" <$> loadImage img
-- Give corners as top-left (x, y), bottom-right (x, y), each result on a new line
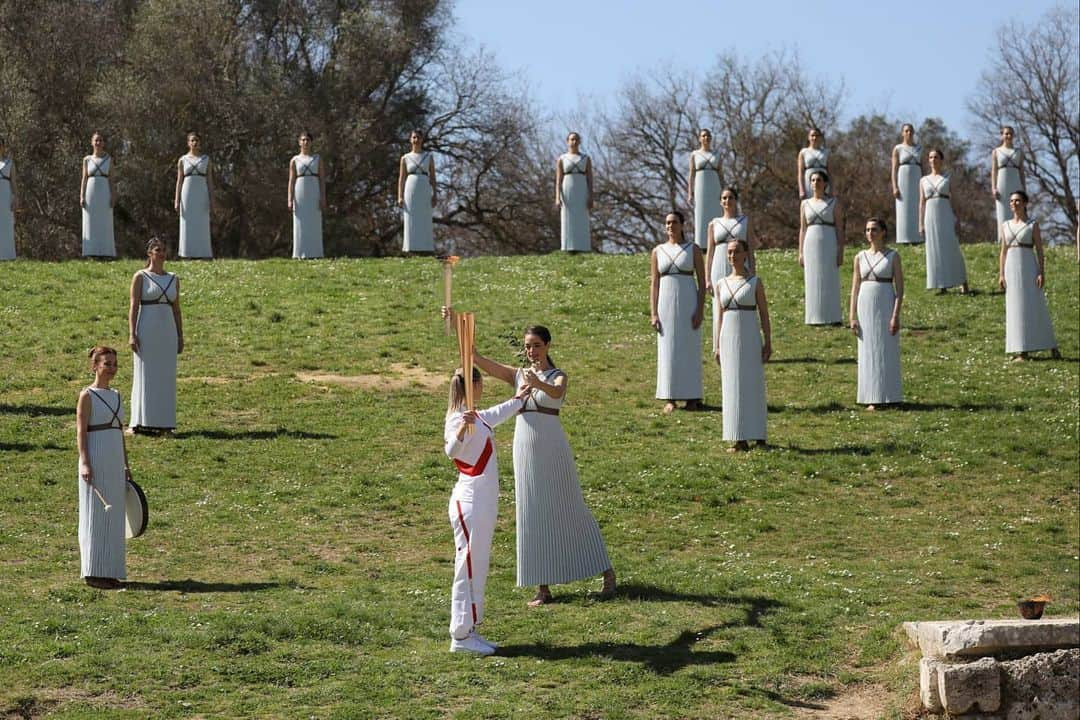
top-left (125, 479), bottom-right (148, 539)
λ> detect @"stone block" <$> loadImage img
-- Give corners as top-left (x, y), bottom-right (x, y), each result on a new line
top-left (903, 618), bottom-right (1079, 660)
top-left (999, 648), bottom-right (1079, 720)
top-left (919, 657), bottom-right (944, 712)
top-left (937, 657), bottom-right (1000, 714)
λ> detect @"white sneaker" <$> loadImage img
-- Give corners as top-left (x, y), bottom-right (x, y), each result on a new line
top-left (474, 633), bottom-right (497, 650)
top-left (449, 633), bottom-right (495, 656)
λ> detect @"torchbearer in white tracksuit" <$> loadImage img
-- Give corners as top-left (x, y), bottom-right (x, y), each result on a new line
top-left (443, 367), bottom-right (525, 656)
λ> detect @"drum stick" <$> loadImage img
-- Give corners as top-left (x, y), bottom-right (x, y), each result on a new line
top-left (89, 482), bottom-right (112, 512)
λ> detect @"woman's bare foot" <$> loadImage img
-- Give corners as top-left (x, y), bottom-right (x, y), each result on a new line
top-left (527, 586), bottom-right (553, 607)
top-left (866, 404), bottom-right (876, 411)
top-left (727, 441), bottom-right (750, 453)
top-left (662, 402), bottom-right (676, 414)
top-left (1012, 353), bottom-right (1027, 362)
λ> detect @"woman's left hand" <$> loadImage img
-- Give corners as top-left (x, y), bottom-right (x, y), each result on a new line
top-left (889, 316), bottom-right (900, 335)
top-left (691, 308), bottom-right (702, 330)
top-left (1035, 273), bottom-right (1044, 289)
top-left (177, 336), bottom-right (184, 354)
top-left (761, 341), bottom-right (772, 363)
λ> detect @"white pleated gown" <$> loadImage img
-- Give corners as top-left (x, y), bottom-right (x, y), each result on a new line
top-left (513, 368), bottom-right (611, 586)
top-left (79, 387), bottom-right (126, 579)
top-left (1002, 219), bottom-right (1057, 353)
top-left (801, 198), bottom-right (842, 324)
top-left (692, 150), bottom-right (721, 250)
top-left (921, 174), bottom-right (967, 289)
top-left (895, 144), bottom-right (922, 244)
top-left (0, 157), bottom-right (13, 260)
top-left (560, 153), bottom-right (591, 252)
top-left (82, 155), bottom-right (115, 257)
top-left (179, 155), bottom-right (212, 258)
top-left (709, 216), bottom-right (749, 350)
top-left (855, 250), bottom-right (902, 404)
top-left (130, 271), bottom-right (178, 431)
top-left (800, 147), bottom-right (829, 196)
top-left (995, 148), bottom-right (1023, 226)
top-left (655, 242), bottom-right (703, 401)
top-left (292, 154), bottom-right (323, 258)
top-left (717, 275), bottom-right (767, 441)
top-left (402, 151), bottom-right (434, 252)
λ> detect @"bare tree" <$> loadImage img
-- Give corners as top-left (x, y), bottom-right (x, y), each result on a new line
top-left (968, 3), bottom-right (1079, 241)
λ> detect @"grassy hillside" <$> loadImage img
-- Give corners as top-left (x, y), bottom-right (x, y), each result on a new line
top-left (0, 244), bottom-right (1077, 719)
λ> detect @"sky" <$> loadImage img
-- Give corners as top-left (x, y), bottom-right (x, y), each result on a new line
top-left (451, 0), bottom-right (1065, 143)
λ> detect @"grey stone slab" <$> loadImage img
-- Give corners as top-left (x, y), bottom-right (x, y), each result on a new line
top-left (903, 618), bottom-right (1079, 659)
top-left (938, 657), bottom-right (1000, 714)
top-left (919, 657), bottom-right (944, 712)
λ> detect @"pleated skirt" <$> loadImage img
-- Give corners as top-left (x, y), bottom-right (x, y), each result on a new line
top-left (924, 198), bottom-right (967, 289)
top-left (803, 226), bottom-right (841, 324)
top-left (560, 174), bottom-right (590, 252)
top-left (1005, 247), bottom-right (1057, 353)
top-left (513, 413), bottom-right (610, 586)
top-left (179, 176), bottom-right (212, 258)
top-left (292, 176), bottom-right (323, 258)
top-left (402, 174), bottom-right (434, 252)
top-left (856, 283), bottom-right (902, 404)
top-left (656, 274), bottom-right (703, 400)
top-left (895, 165), bottom-right (921, 244)
top-left (79, 430), bottom-right (126, 579)
top-left (130, 305), bottom-right (178, 430)
top-left (82, 177), bottom-right (115, 257)
top-left (996, 167), bottom-right (1022, 227)
top-left (720, 310), bottom-right (767, 441)
top-left (693, 171), bottom-right (720, 250)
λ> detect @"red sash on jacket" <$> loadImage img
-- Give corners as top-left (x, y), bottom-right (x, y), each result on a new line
top-left (454, 438), bottom-right (493, 477)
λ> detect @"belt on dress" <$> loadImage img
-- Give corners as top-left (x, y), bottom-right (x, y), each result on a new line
top-left (928, 194), bottom-right (950, 199)
top-left (520, 407), bottom-right (560, 416)
top-left (724, 304), bottom-right (757, 311)
top-left (140, 299), bottom-right (173, 306)
top-left (808, 220), bottom-right (835, 226)
top-left (86, 423), bottom-right (121, 432)
top-left (861, 277), bottom-right (892, 282)
top-left (1006, 243), bottom-right (1034, 249)
top-left (664, 269), bottom-right (695, 276)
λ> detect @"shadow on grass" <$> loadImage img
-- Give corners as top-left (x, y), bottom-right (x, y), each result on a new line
top-left (172, 428), bottom-right (337, 441)
top-left (497, 625), bottom-right (736, 674)
top-left (0, 441), bottom-right (65, 452)
top-left (124, 579), bottom-right (295, 593)
top-left (776, 442), bottom-right (900, 456)
top-left (902, 401), bottom-right (1026, 412)
top-left (768, 357), bottom-right (855, 365)
top-left (0, 403), bottom-right (71, 417)
top-left (615, 584), bottom-right (783, 624)
top-left (768, 401), bottom-right (846, 414)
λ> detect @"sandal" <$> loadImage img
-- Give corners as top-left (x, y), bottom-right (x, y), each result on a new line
top-left (527, 588), bottom-right (553, 607)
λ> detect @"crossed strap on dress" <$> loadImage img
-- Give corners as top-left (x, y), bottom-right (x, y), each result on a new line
top-left (86, 387), bottom-right (122, 433)
top-left (87, 156), bottom-right (109, 178)
top-left (997, 149), bottom-right (1021, 169)
top-left (803, 149), bottom-right (826, 170)
top-left (519, 368), bottom-right (563, 416)
top-left (182, 156), bottom-right (207, 177)
top-left (139, 271), bottom-right (176, 306)
top-left (0, 160), bottom-right (10, 181)
top-left (924, 175), bottom-right (950, 199)
top-left (406, 152), bottom-right (430, 176)
top-left (659, 242), bottom-right (695, 276)
top-left (296, 155), bottom-right (319, 177)
top-left (720, 276), bottom-right (757, 310)
top-left (1003, 220), bottom-right (1034, 249)
top-left (694, 151), bottom-right (719, 171)
top-left (563, 154), bottom-right (589, 175)
top-left (805, 198), bottom-right (835, 226)
top-left (899, 146), bottom-right (921, 165)
top-left (860, 250), bottom-right (894, 282)
top-left (713, 216), bottom-right (745, 243)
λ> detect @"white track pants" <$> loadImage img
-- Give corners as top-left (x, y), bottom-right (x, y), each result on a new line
top-left (448, 482), bottom-right (498, 640)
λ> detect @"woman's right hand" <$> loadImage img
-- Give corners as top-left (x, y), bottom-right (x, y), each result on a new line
top-left (893, 189), bottom-right (901, 200)
top-left (998, 274), bottom-right (1006, 290)
top-left (129, 334), bottom-right (139, 353)
top-left (849, 319), bottom-right (860, 336)
top-left (992, 189), bottom-right (1000, 200)
top-left (650, 315), bottom-right (661, 334)
top-left (798, 252), bottom-right (805, 268)
top-left (80, 460), bottom-right (93, 484)
top-left (80, 198), bottom-right (87, 210)
top-left (440, 305), bottom-right (451, 320)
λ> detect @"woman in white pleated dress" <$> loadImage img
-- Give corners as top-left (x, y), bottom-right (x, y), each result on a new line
top-left (706, 188), bottom-right (758, 348)
top-left (77, 346), bottom-right (131, 589)
top-left (128, 237), bottom-right (183, 434)
top-left (891, 124), bottom-right (922, 245)
top-left (398, 129), bottom-right (437, 253)
top-left (797, 127), bottom-right (829, 200)
top-left (555, 132), bottom-right (593, 252)
top-left (288, 131), bottom-right (325, 258)
top-left (174, 132), bottom-right (213, 259)
top-left (798, 171), bottom-right (844, 324)
top-left (466, 323), bottom-right (615, 607)
top-left (651, 211), bottom-right (705, 413)
top-left (919, 149), bottom-right (969, 294)
top-left (991, 126), bottom-right (1026, 228)
top-left (849, 217), bottom-right (904, 409)
top-left (688, 129), bottom-right (721, 250)
top-left (0, 136), bottom-right (17, 260)
top-left (81, 133), bottom-right (116, 258)
top-left (715, 239), bottom-right (771, 452)
top-left (998, 191), bottom-right (1060, 361)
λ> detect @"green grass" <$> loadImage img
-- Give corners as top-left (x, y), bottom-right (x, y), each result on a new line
top-left (0, 245), bottom-right (1077, 719)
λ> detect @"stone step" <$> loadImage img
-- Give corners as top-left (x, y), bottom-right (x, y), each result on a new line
top-left (904, 618), bottom-right (1079, 660)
